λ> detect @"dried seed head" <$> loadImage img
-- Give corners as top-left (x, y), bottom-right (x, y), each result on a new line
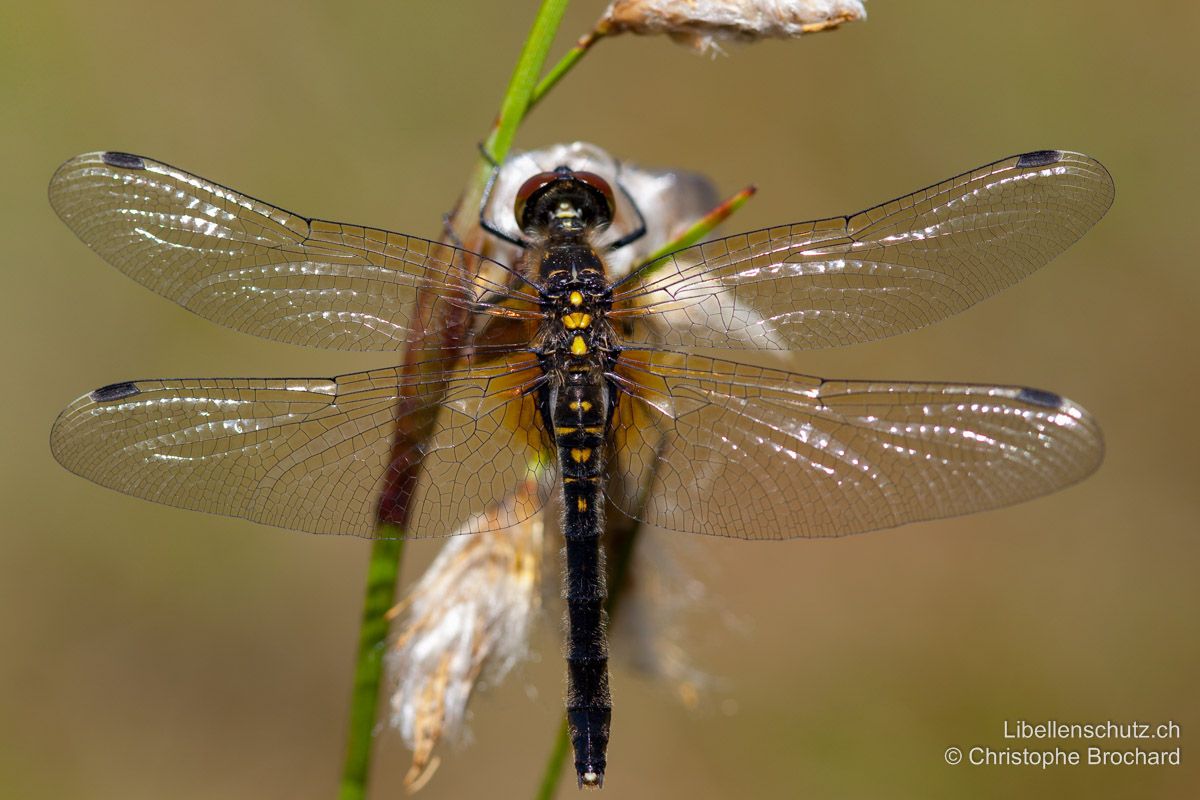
top-left (600, 0), bottom-right (867, 54)
top-left (389, 480), bottom-right (544, 792)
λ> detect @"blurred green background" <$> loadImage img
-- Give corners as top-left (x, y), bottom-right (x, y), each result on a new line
top-left (2, 1), bottom-right (1197, 798)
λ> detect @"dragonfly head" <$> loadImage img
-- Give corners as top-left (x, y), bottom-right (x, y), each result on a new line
top-left (515, 166), bottom-right (615, 236)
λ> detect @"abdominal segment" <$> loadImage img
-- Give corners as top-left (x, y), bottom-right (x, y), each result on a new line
top-left (554, 378), bottom-right (613, 787)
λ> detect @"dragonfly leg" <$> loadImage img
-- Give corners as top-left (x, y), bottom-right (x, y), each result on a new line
top-left (606, 174), bottom-right (647, 252)
top-left (479, 162), bottom-right (530, 249)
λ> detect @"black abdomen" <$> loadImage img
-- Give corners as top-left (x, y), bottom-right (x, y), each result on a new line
top-left (554, 380), bottom-right (612, 787)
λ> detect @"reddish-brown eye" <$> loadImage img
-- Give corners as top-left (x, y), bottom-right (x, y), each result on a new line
top-left (572, 171), bottom-right (615, 216)
top-left (514, 172), bottom-right (559, 224)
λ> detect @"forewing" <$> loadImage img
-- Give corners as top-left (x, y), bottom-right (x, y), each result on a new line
top-left (49, 152), bottom-right (540, 351)
top-left (607, 350), bottom-right (1103, 539)
top-left (50, 354), bottom-right (553, 538)
top-left (611, 151), bottom-right (1113, 350)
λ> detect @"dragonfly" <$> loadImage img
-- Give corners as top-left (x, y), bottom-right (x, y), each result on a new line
top-left (49, 147), bottom-right (1112, 788)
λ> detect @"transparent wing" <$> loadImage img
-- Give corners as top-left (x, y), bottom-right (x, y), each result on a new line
top-left (49, 151), bottom-right (541, 351)
top-left (50, 353), bottom-right (553, 538)
top-left (607, 349), bottom-right (1103, 539)
top-left (610, 151), bottom-right (1113, 350)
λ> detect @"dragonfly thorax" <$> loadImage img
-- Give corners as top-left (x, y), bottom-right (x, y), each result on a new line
top-left (537, 262), bottom-right (615, 369)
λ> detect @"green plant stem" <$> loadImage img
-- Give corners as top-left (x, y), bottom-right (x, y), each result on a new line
top-left (459, 0), bottom-right (573, 238)
top-left (339, 533), bottom-right (405, 800)
top-left (535, 717), bottom-right (572, 800)
top-left (491, 0), bottom-right (571, 161)
top-left (337, 2), bottom-right (573, 798)
top-left (529, 26), bottom-right (607, 114)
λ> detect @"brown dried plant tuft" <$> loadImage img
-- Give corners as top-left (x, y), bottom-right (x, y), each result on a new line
top-left (389, 479), bottom-right (544, 793)
top-left (601, 0), bottom-right (866, 53)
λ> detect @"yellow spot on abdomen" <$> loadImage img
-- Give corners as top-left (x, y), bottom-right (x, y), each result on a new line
top-left (570, 448), bottom-right (592, 463)
top-left (570, 335), bottom-right (588, 355)
top-left (577, 497), bottom-right (588, 512)
top-left (568, 400), bottom-right (593, 412)
top-left (569, 290), bottom-right (584, 307)
top-left (563, 312), bottom-right (592, 330)
top-left (555, 427), bottom-right (579, 436)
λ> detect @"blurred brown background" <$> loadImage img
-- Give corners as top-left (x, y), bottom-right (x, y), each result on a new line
top-left (2, 1), bottom-right (1197, 798)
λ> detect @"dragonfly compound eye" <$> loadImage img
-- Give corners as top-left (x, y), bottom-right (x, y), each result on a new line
top-left (514, 171), bottom-right (560, 230)
top-left (514, 169), bottom-right (616, 233)
top-left (571, 171), bottom-right (616, 223)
